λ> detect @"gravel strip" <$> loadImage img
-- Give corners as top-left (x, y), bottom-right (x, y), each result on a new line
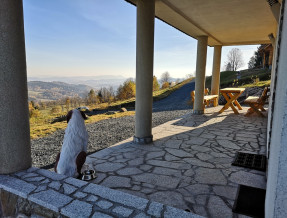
top-left (31, 109), bottom-right (191, 169)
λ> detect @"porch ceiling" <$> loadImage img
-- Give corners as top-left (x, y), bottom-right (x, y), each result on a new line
top-left (127, 0), bottom-right (278, 46)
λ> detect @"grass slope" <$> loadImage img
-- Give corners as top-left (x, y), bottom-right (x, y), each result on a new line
top-left (205, 68), bottom-right (271, 89)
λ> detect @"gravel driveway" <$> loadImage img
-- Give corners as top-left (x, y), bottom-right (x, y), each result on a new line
top-left (32, 81), bottom-right (195, 169)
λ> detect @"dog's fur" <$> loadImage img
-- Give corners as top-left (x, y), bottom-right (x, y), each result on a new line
top-left (55, 109), bottom-right (88, 177)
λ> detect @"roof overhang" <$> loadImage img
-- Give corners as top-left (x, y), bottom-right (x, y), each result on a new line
top-left (126, 0), bottom-right (279, 46)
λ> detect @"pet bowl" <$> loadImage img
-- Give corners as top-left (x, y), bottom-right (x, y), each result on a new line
top-left (81, 170), bottom-right (96, 181)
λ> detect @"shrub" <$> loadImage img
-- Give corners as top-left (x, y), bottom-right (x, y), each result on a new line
top-left (51, 106), bottom-right (62, 114)
top-left (161, 82), bottom-right (170, 89)
top-left (153, 76), bottom-right (160, 91)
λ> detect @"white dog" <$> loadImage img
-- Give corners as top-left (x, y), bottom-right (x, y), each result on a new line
top-left (55, 109), bottom-right (89, 178)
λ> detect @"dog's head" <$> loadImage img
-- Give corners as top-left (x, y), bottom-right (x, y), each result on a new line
top-left (67, 110), bottom-right (87, 123)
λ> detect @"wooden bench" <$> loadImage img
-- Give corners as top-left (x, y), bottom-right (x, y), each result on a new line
top-left (244, 87), bottom-right (269, 117)
top-left (190, 88), bottom-right (218, 109)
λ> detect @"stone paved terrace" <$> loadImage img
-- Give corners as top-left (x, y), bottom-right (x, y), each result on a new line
top-left (87, 106), bottom-right (267, 218)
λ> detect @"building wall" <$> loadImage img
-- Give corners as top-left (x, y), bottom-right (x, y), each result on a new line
top-left (266, 0), bottom-right (287, 217)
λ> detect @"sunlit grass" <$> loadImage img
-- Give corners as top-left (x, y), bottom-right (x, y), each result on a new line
top-left (240, 80), bottom-right (271, 88)
top-left (30, 110), bottom-right (135, 139)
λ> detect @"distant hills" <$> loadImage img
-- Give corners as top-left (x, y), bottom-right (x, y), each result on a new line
top-left (27, 75), bottom-right (184, 102)
top-left (28, 75), bottom-right (127, 90)
top-left (28, 81), bottom-right (94, 102)
top-left (27, 75), bottom-right (128, 102)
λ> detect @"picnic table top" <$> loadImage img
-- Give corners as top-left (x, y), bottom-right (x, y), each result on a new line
top-left (220, 88), bottom-right (245, 93)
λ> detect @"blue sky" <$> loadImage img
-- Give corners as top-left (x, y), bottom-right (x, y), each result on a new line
top-left (23, 0), bottom-right (258, 79)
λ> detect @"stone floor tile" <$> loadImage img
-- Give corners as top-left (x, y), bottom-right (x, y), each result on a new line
top-left (139, 165), bottom-right (153, 171)
top-left (100, 176), bottom-right (131, 188)
top-left (48, 181), bottom-right (61, 190)
top-left (165, 148), bottom-right (193, 158)
top-left (61, 200), bottom-right (92, 218)
top-left (128, 157), bottom-right (144, 166)
top-left (73, 191), bottom-right (87, 199)
top-left (149, 191), bottom-right (186, 210)
top-left (96, 162), bottom-right (125, 172)
top-left (29, 190), bottom-right (72, 212)
top-left (216, 139), bottom-right (241, 150)
top-left (207, 196), bottom-right (233, 218)
top-left (96, 200), bottom-right (113, 209)
top-left (229, 171), bottom-right (266, 189)
top-left (91, 212), bottom-right (113, 218)
top-left (186, 137), bottom-right (207, 146)
top-left (185, 184), bottom-right (210, 195)
top-left (132, 173), bottom-right (180, 189)
top-left (153, 167), bottom-right (182, 177)
top-left (63, 183), bottom-right (77, 195)
top-left (194, 168), bottom-right (227, 185)
top-left (86, 195), bottom-right (98, 202)
top-left (112, 206), bottom-right (134, 217)
top-left (213, 185), bottom-right (237, 200)
top-left (147, 201), bottom-right (163, 217)
top-left (117, 167), bottom-right (143, 176)
top-left (146, 151), bottom-right (165, 160)
top-left (64, 177), bottom-right (87, 188)
top-left (165, 139), bottom-right (182, 149)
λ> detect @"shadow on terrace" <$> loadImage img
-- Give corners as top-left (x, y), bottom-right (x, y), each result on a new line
top-left (86, 106), bottom-right (267, 218)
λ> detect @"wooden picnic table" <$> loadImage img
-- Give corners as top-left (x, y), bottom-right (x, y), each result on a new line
top-left (219, 88), bottom-right (245, 114)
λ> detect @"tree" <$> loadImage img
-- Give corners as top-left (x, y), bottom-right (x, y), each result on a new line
top-left (248, 48), bottom-right (262, 69)
top-left (153, 76), bottom-right (160, 91)
top-left (98, 87), bottom-right (115, 103)
top-left (87, 89), bottom-right (98, 104)
top-left (65, 97), bottom-right (70, 112)
top-left (226, 48), bottom-right (244, 71)
top-left (117, 79), bottom-right (136, 100)
top-left (225, 62), bottom-right (233, 71)
top-left (160, 72), bottom-right (171, 84)
top-left (248, 56), bottom-right (256, 69)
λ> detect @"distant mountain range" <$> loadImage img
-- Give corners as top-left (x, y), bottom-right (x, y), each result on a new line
top-left (27, 75), bottom-right (128, 101)
top-left (27, 75), bottom-right (184, 102)
top-left (28, 75), bottom-right (127, 90)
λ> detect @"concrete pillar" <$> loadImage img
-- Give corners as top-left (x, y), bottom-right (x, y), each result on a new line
top-left (134, 0), bottom-right (155, 144)
top-left (0, 0), bottom-right (32, 174)
top-left (193, 36), bottom-right (208, 114)
top-left (211, 46), bottom-right (222, 99)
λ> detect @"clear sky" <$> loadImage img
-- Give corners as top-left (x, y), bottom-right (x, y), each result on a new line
top-left (23, 0), bottom-right (259, 79)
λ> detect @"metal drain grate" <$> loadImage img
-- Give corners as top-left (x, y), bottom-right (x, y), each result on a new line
top-left (232, 152), bottom-right (266, 171)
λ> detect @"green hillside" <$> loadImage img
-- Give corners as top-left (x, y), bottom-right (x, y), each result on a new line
top-left (205, 68), bottom-right (271, 89)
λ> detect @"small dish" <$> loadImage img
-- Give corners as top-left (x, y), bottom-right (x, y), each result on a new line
top-left (81, 170), bottom-right (96, 181)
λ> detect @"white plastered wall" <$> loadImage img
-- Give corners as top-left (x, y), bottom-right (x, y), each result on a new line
top-left (266, 0), bottom-right (287, 217)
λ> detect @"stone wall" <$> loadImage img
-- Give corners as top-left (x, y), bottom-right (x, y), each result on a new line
top-left (0, 167), bottom-right (202, 218)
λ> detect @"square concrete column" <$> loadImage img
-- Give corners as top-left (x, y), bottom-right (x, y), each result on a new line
top-left (134, 0), bottom-right (155, 144)
top-left (265, 0), bottom-right (287, 217)
top-left (0, 0), bottom-right (32, 174)
top-left (193, 36), bottom-right (208, 114)
top-left (211, 45), bottom-right (222, 105)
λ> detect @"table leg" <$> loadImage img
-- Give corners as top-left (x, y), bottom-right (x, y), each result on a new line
top-left (227, 93), bottom-right (242, 110)
top-left (219, 93), bottom-right (239, 114)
